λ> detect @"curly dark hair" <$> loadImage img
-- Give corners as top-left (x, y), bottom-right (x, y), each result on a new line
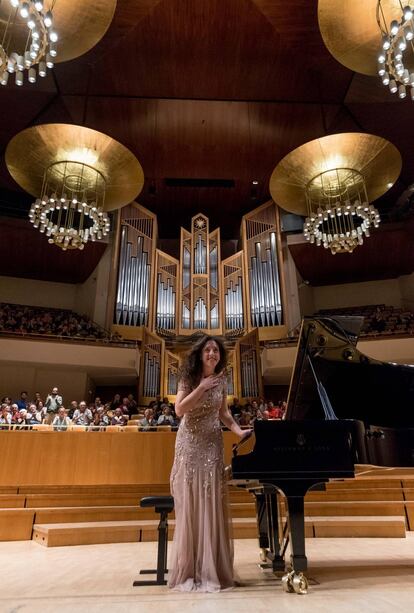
top-left (179, 335), bottom-right (227, 390)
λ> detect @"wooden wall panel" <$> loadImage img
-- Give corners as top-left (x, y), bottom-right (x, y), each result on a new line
top-left (0, 431), bottom-right (239, 486)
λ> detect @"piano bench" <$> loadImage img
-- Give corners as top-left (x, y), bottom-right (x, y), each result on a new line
top-left (133, 495), bottom-right (174, 587)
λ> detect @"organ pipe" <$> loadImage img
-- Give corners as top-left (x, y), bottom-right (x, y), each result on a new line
top-left (156, 275), bottom-right (176, 330)
top-left (249, 235), bottom-right (282, 328)
top-left (224, 276), bottom-right (244, 330)
top-left (115, 230), bottom-right (151, 327)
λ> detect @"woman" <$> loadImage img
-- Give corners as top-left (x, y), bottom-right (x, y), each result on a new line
top-left (169, 335), bottom-right (249, 592)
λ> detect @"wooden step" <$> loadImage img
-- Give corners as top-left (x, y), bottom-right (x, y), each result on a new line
top-left (33, 506), bottom-right (156, 524)
top-left (0, 487), bottom-right (18, 494)
top-left (24, 494), bottom-right (141, 508)
top-left (0, 495), bottom-right (25, 508)
top-left (32, 517), bottom-right (309, 547)
top-left (401, 501), bottom-right (414, 530)
top-left (311, 516), bottom-right (406, 538)
top-left (305, 500), bottom-right (406, 519)
top-left (306, 488), bottom-right (405, 502)
top-left (327, 479), bottom-right (403, 490)
top-left (18, 484), bottom-right (170, 495)
top-left (229, 502), bottom-right (255, 518)
top-left (30, 500), bottom-right (407, 525)
top-left (0, 509), bottom-right (35, 540)
top-left (32, 514), bottom-right (405, 547)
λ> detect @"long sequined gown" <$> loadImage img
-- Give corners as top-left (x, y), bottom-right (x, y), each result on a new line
top-left (168, 376), bottom-right (234, 592)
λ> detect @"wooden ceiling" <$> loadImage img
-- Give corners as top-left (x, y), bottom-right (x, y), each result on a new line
top-left (1, 0), bottom-right (414, 285)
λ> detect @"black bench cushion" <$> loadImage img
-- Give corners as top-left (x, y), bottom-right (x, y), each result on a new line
top-left (140, 495), bottom-right (174, 511)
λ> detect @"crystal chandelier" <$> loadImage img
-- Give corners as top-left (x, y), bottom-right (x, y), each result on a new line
top-left (0, 0), bottom-right (58, 87)
top-left (377, 1), bottom-right (414, 99)
top-left (303, 168), bottom-right (381, 254)
top-left (29, 160), bottom-right (110, 250)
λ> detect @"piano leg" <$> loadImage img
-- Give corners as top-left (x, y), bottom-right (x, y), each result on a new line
top-left (286, 494), bottom-right (307, 572)
top-left (254, 488), bottom-right (285, 572)
top-left (282, 494), bottom-right (309, 594)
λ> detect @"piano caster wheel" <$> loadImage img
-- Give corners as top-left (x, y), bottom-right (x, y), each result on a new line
top-left (282, 571), bottom-right (308, 595)
top-left (260, 548), bottom-right (267, 562)
top-left (292, 572), bottom-right (308, 595)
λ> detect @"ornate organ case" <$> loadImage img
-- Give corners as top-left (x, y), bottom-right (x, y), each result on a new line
top-left (178, 214), bottom-right (222, 335)
top-left (112, 201), bottom-right (286, 403)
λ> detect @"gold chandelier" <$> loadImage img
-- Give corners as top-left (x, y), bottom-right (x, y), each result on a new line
top-left (303, 168), bottom-right (380, 254)
top-left (6, 123), bottom-right (145, 251)
top-left (269, 133), bottom-right (402, 255)
top-left (318, 0), bottom-right (414, 91)
top-left (377, 2), bottom-right (414, 99)
top-left (0, 0), bottom-right (58, 87)
top-left (29, 161), bottom-right (109, 250)
top-left (0, 0), bottom-right (117, 87)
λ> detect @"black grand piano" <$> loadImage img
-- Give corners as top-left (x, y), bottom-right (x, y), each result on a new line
top-left (231, 316), bottom-right (414, 593)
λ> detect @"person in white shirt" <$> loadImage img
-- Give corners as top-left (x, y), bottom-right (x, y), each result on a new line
top-left (52, 407), bottom-right (72, 431)
top-left (72, 401), bottom-right (93, 425)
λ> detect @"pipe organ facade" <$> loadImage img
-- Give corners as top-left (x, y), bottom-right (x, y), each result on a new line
top-left (112, 201), bottom-right (285, 402)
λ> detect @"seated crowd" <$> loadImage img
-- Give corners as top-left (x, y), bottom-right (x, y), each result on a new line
top-left (0, 388), bottom-right (285, 431)
top-left (0, 303), bottom-right (111, 340)
top-left (315, 304), bottom-right (414, 337)
top-left (229, 398), bottom-right (287, 426)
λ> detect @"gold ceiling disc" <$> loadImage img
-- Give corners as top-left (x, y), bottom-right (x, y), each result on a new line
top-left (318, 0), bottom-right (402, 76)
top-left (51, 0), bottom-right (117, 63)
top-left (5, 123), bottom-right (144, 211)
top-left (269, 133), bottom-right (401, 215)
top-left (0, 1), bottom-right (116, 64)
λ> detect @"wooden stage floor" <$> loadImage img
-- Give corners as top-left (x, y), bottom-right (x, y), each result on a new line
top-left (1, 535), bottom-right (414, 612)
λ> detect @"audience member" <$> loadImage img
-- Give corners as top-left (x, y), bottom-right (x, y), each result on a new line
top-left (72, 401), bottom-right (93, 425)
top-left (127, 394), bottom-right (138, 414)
top-left (110, 394), bottom-right (121, 411)
top-left (238, 407), bottom-right (253, 427)
top-left (267, 401), bottom-right (283, 419)
top-left (45, 387), bottom-right (63, 424)
top-left (157, 405), bottom-right (176, 426)
top-left (111, 407), bottom-right (128, 426)
top-left (52, 407), bottom-right (71, 431)
top-left (119, 397), bottom-right (131, 416)
top-left (0, 405), bottom-right (11, 425)
top-left (229, 398), bottom-right (242, 418)
top-left (16, 391), bottom-right (28, 411)
top-left (68, 400), bottom-right (78, 419)
top-left (140, 408), bottom-right (157, 430)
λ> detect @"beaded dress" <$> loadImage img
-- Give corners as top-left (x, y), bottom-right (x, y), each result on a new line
top-left (168, 374), bottom-right (234, 592)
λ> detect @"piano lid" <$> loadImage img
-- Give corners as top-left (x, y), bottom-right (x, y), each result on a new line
top-left (285, 316), bottom-right (414, 428)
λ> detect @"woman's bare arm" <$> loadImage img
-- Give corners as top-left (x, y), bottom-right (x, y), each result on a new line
top-left (219, 395), bottom-right (250, 438)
